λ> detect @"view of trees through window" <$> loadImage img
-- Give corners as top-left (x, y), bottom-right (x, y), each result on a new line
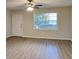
top-left (34, 13), bottom-right (57, 30)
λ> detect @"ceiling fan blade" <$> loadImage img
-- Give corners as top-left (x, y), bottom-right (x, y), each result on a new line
top-left (28, 0), bottom-right (33, 2)
top-left (35, 4), bottom-right (43, 6)
top-left (33, 4), bottom-right (43, 9)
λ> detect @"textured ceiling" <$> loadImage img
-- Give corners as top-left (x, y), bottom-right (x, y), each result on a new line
top-left (6, 0), bottom-right (72, 9)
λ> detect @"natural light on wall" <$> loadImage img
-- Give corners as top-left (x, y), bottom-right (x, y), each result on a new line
top-left (34, 13), bottom-right (57, 30)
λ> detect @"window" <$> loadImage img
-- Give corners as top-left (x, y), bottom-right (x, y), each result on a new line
top-left (34, 13), bottom-right (57, 30)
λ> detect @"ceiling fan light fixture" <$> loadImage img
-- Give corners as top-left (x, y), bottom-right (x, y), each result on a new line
top-left (27, 7), bottom-right (34, 11)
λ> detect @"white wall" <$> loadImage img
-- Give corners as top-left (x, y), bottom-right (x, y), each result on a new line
top-left (11, 7), bottom-right (72, 40)
top-left (6, 9), bottom-right (12, 37)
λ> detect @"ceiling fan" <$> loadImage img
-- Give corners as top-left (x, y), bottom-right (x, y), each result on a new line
top-left (25, 0), bottom-right (43, 11)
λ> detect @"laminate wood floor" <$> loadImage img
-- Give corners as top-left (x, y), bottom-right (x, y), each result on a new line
top-left (6, 37), bottom-right (72, 59)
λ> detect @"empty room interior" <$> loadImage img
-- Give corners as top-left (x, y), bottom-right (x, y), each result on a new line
top-left (6, 0), bottom-right (72, 59)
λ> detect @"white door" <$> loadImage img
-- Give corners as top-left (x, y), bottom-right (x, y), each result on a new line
top-left (12, 13), bottom-right (23, 36)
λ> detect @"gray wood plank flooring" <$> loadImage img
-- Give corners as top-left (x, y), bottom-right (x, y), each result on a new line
top-left (6, 37), bottom-right (72, 59)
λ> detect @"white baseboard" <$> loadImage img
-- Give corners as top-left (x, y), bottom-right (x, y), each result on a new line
top-left (22, 35), bottom-right (72, 40)
top-left (7, 35), bottom-right (72, 40)
top-left (6, 35), bottom-right (12, 38)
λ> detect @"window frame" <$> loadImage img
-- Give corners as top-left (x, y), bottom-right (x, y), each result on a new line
top-left (33, 12), bottom-right (58, 30)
